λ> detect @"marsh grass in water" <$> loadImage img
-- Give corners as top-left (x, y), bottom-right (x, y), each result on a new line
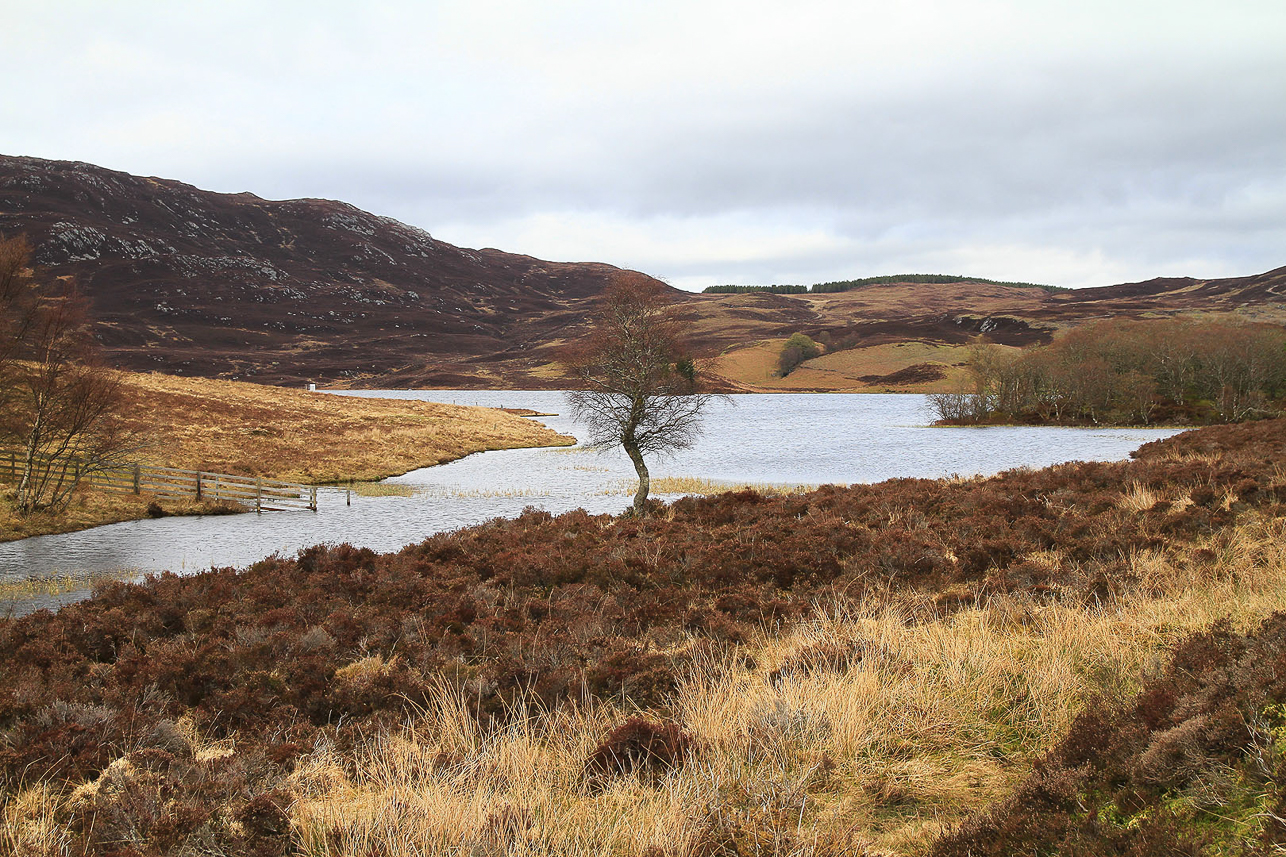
top-left (612, 475), bottom-right (823, 496)
top-left (0, 568), bottom-right (140, 616)
top-left (344, 481), bottom-right (420, 498)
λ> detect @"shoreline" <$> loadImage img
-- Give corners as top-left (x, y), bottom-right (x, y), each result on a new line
top-left (0, 429), bottom-right (576, 545)
top-left (1, 371), bottom-right (576, 543)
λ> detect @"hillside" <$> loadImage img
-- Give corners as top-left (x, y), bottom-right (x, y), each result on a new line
top-left (690, 271), bottom-right (1286, 391)
top-left (3, 155), bottom-right (1284, 392)
top-left (0, 155), bottom-right (678, 387)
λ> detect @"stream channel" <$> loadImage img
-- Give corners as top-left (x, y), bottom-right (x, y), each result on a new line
top-left (0, 392), bottom-right (1181, 613)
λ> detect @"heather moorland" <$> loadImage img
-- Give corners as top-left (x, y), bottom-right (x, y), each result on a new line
top-left (2, 418), bottom-right (1285, 854)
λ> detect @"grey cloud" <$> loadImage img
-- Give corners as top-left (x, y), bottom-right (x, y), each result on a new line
top-left (3, 1), bottom-right (1283, 289)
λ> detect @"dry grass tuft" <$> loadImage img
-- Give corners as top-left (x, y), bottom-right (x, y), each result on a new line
top-left (1117, 482), bottom-right (1163, 511)
top-left (288, 515), bottom-right (1286, 855)
top-left (1, 783), bottom-right (68, 856)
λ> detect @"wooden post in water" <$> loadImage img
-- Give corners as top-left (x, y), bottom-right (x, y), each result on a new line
top-left (309, 486), bottom-right (318, 511)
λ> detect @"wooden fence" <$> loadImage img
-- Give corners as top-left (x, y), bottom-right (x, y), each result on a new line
top-left (0, 450), bottom-right (317, 513)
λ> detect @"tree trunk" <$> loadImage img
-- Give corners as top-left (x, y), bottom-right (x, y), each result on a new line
top-left (623, 436), bottom-right (650, 515)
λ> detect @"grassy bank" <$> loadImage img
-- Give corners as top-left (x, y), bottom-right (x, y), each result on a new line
top-left (110, 371), bottom-right (574, 482)
top-left (0, 490), bottom-right (244, 542)
top-left (1, 418), bottom-right (1284, 854)
top-left (0, 370), bottom-right (574, 541)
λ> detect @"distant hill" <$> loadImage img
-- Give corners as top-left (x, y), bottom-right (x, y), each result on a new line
top-left (2, 154), bottom-right (1283, 391)
top-left (683, 268), bottom-right (1286, 392)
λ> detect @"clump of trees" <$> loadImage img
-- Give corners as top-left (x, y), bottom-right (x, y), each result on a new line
top-left (565, 274), bottom-right (718, 515)
top-left (930, 318), bottom-right (1286, 426)
top-left (703, 275), bottom-right (1064, 295)
top-left (812, 274), bottom-right (1063, 293)
top-left (778, 333), bottom-right (821, 377)
top-left (701, 284), bottom-right (809, 294)
top-left (0, 233), bottom-right (131, 513)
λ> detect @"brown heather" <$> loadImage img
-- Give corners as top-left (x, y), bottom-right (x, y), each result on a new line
top-left (2, 418), bottom-right (1286, 854)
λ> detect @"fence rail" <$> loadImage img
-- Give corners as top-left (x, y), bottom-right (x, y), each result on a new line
top-left (0, 450), bottom-right (317, 513)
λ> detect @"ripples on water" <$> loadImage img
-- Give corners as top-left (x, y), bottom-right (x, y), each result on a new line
top-left (0, 392), bottom-right (1181, 587)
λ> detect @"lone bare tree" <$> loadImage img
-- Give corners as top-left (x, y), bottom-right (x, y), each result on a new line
top-left (565, 274), bottom-right (718, 515)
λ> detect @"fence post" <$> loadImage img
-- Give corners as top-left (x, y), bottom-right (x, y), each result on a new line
top-left (133, 464), bottom-right (141, 494)
top-left (256, 477), bottom-right (262, 514)
top-left (195, 472), bottom-right (202, 500)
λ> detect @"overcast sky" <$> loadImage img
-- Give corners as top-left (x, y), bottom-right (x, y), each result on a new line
top-left (3, 1), bottom-right (1284, 290)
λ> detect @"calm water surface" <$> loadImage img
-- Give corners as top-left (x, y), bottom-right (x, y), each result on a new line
top-left (0, 392), bottom-right (1180, 590)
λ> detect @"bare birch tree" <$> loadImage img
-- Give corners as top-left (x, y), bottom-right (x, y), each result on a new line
top-left (565, 274), bottom-right (718, 516)
top-left (0, 235), bottom-right (132, 513)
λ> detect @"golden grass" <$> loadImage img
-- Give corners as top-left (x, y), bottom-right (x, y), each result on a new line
top-left (287, 513), bottom-right (1286, 856)
top-left (1, 784), bottom-right (63, 857)
top-left (608, 476), bottom-right (822, 497)
top-left (708, 339), bottom-right (987, 393)
top-left (113, 371), bottom-right (575, 483)
top-left (0, 370), bottom-right (574, 540)
top-left (1117, 481), bottom-right (1164, 512)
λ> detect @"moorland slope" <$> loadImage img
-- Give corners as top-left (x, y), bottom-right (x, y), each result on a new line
top-left (4, 155), bottom-right (1284, 392)
top-left (0, 155), bottom-right (675, 387)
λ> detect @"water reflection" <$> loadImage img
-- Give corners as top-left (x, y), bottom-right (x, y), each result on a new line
top-left (0, 393), bottom-right (1180, 585)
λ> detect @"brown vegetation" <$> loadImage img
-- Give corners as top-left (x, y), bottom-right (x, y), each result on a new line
top-left (932, 318), bottom-right (1286, 426)
top-left (1, 418), bottom-right (1285, 853)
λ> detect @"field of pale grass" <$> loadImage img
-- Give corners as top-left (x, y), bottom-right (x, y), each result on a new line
top-left (113, 371), bottom-right (574, 483)
top-left (284, 514), bottom-right (1286, 856)
top-left (1, 371), bottom-right (574, 540)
